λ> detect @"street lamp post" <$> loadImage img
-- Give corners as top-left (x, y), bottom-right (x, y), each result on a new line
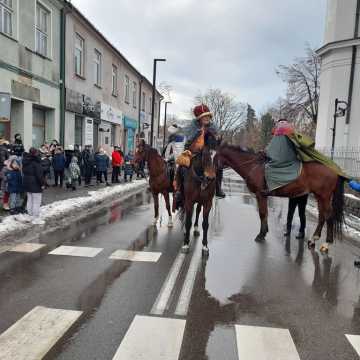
top-left (331, 98), bottom-right (348, 159)
top-left (163, 101), bottom-right (172, 150)
top-left (151, 58), bottom-right (166, 146)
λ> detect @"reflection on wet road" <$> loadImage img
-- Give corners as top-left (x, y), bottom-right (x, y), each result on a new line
top-left (0, 186), bottom-right (360, 359)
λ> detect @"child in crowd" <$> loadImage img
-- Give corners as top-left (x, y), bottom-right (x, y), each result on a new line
top-left (6, 158), bottom-right (23, 215)
top-left (95, 147), bottom-right (110, 186)
top-left (52, 147), bottom-right (66, 187)
top-left (69, 156), bottom-right (81, 191)
top-left (124, 151), bottom-right (134, 183)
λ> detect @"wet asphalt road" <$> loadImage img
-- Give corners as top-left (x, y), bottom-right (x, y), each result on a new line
top-left (1, 187), bottom-right (360, 359)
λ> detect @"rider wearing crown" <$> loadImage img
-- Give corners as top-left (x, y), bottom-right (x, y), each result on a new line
top-left (173, 104), bottom-right (225, 211)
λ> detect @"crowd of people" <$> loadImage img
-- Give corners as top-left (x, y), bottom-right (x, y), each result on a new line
top-left (0, 134), bottom-right (145, 224)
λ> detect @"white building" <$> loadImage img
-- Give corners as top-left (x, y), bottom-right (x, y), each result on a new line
top-left (316, 0), bottom-right (360, 150)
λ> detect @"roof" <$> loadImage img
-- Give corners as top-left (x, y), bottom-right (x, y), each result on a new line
top-left (64, 1), bottom-right (162, 98)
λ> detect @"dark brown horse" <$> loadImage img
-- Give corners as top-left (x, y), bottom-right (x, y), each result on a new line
top-left (134, 140), bottom-right (173, 227)
top-left (179, 133), bottom-right (217, 256)
top-left (217, 144), bottom-right (345, 253)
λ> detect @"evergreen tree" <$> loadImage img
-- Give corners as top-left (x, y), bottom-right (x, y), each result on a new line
top-left (260, 113), bottom-right (274, 147)
top-left (246, 104), bottom-right (257, 131)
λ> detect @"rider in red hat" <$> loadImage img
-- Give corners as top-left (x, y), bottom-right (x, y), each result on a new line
top-left (173, 104), bottom-right (225, 210)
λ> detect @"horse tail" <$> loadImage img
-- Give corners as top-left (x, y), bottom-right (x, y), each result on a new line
top-left (332, 177), bottom-right (345, 238)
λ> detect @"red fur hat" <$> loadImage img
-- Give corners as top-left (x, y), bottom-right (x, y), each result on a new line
top-left (193, 104), bottom-right (212, 120)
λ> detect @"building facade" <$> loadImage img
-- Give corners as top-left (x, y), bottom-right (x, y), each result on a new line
top-left (316, 0), bottom-right (360, 149)
top-left (64, 4), bottom-right (162, 154)
top-left (0, 0), bottom-right (63, 150)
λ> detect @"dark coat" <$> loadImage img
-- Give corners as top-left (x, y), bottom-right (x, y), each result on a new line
top-left (95, 153), bottom-right (109, 172)
top-left (10, 141), bottom-right (24, 157)
top-left (41, 156), bottom-right (52, 174)
top-left (22, 153), bottom-right (44, 193)
top-left (82, 149), bottom-right (95, 167)
top-left (64, 150), bottom-right (74, 168)
top-left (124, 155), bottom-right (134, 176)
top-left (52, 153), bottom-right (66, 171)
top-left (0, 144), bottom-right (9, 169)
top-left (6, 170), bottom-right (23, 193)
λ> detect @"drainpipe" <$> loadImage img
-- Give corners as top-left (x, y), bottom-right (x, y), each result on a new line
top-left (138, 77), bottom-right (143, 138)
top-left (59, 4), bottom-right (67, 146)
top-left (345, 0), bottom-right (360, 126)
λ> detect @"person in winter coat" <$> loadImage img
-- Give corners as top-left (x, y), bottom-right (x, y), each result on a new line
top-left (82, 145), bottom-right (95, 187)
top-left (69, 156), bottom-right (81, 191)
top-left (74, 144), bottom-right (82, 185)
top-left (52, 147), bottom-right (66, 187)
top-left (111, 146), bottom-right (123, 184)
top-left (95, 147), bottom-right (110, 186)
top-left (64, 145), bottom-right (75, 189)
top-left (124, 151), bottom-right (134, 182)
top-left (1, 157), bottom-right (14, 211)
top-left (6, 158), bottom-right (23, 215)
top-left (22, 148), bottom-right (45, 224)
top-left (10, 133), bottom-right (25, 158)
top-left (40, 147), bottom-right (52, 188)
top-left (0, 139), bottom-right (9, 188)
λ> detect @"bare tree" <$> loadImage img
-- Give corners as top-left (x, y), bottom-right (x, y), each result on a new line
top-left (194, 88), bottom-right (247, 142)
top-left (276, 45), bottom-right (320, 124)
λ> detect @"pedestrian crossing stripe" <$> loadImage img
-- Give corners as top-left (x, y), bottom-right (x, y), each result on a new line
top-left (235, 325), bottom-right (301, 360)
top-left (112, 315), bottom-right (186, 360)
top-left (346, 334), bottom-right (360, 356)
top-left (0, 306), bottom-right (82, 360)
top-left (49, 245), bottom-right (103, 258)
top-left (109, 249), bottom-right (162, 262)
top-left (9, 243), bottom-right (46, 253)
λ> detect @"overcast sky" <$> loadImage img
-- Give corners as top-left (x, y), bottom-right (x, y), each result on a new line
top-left (72, 0), bottom-right (327, 119)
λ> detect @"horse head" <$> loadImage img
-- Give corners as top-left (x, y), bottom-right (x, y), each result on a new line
top-left (134, 139), bottom-right (149, 169)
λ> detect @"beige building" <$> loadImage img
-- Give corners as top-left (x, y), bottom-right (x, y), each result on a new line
top-left (64, 4), bottom-right (162, 153)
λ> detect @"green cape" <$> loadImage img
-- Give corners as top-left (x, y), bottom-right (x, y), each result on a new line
top-left (287, 132), bottom-right (350, 180)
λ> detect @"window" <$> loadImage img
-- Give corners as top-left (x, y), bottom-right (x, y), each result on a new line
top-left (0, 0), bottom-right (13, 37)
top-left (75, 33), bottom-right (84, 76)
top-left (141, 92), bottom-right (145, 111)
top-left (124, 75), bottom-right (130, 103)
top-left (132, 82), bottom-right (137, 108)
top-left (112, 65), bottom-right (118, 95)
top-left (94, 49), bottom-right (102, 86)
top-left (149, 97), bottom-right (152, 114)
top-left (36, 2), bottom-right (50, 57)
top-left (75, 116), bottom-right (83, 147)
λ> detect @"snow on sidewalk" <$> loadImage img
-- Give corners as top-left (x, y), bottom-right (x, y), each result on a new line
top-left (0, 180), bottom-right (147, 240)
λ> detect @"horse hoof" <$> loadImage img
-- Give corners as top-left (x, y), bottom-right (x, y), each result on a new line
top-left (153, 218), bottom-right (159, 226)
top-left (354, 259), bottom-right (360, 268)
top-left (319, 243), bottom-right (329, 254)
top-left (193, 228), bottom-right (200, 237)
top-left (312, 235), bottom-right (320, 242)
top-left (307, 240), bottom-right (315, 249)
top-left (202, 246), bottom-right (209, 258)
top-left (168, 219), bottom-right (174, 228)
top-left (255, 235), bottom-right (265, 243)
top-left (181, 245), bottom-right (190, 254)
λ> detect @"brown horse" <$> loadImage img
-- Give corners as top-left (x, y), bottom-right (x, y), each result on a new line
top-left (217, 144), bottom-right (345, 253)
top-left (179, 133), bottom-right (217, 256)
top-left (134, 140), bottom-right (173, 227)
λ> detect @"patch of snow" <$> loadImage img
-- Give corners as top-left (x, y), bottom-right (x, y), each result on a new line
top-left (0, 181), bottom-right (147, 240)
top-left (345, 193), bottom-right (360, 202)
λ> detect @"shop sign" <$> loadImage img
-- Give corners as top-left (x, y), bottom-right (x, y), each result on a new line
top-left (83, 96), bottom-right (101, 119)
top-left (84, 117), bottom-right (93, 146)
top-left (101, 103), bottom-right (123, 125)
top-left (65, 88), bottom-right (83, 114)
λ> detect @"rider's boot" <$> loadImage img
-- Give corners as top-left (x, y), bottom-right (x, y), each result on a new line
top-left (216, 168), bottom-right (226, 198)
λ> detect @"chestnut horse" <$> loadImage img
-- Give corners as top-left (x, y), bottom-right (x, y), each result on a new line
top-left (134, 140), bottom-right (173, 227)
top-left (217, 144), bottom-right (345, 252)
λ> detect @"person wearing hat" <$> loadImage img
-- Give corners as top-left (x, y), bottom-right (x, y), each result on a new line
top-left (111, 146), bottom-right (123, 184)
top-left (10, 133), bottom-right (24, 158)
top-left (173, 104), bottom-right (225, 210)
top-left (6, 158), bottom-right (23, 215)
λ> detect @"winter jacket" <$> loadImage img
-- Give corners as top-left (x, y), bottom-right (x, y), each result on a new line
top-left (69, 159), bottom-right (81, 180)
top-left (6, 169), bottom-right (23, 193)
top-left (64, 150), bottom-right (74, 168)
top-left (0, 167), bottom-right (9, 191)
top-left (0, 144), bottom-right (9, 169)
top-left (10, 141), bottom-right (25, 157)
top-left (22, 153), bottom-right (44, 193)
top-left (95, 153), bottom-right (109, 172)
top-left (112, 151), bottom-right (123, 167)
top-left (41, 156), bottom-right (52, 174)
top-left (82, 149), bottom-right (95, 167)
top-left (52, 153), bottom-right (66, 171)
top-left (124, 155), bottom-right (134, 176)
top-left (184, 119), bottom-right (218, 151)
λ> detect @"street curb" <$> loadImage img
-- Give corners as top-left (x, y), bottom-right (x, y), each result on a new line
top-left (0, 181), bottom-right (147, 244)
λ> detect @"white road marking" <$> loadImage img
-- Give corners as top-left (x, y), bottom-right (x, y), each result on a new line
top-left (112, 315), bottom-right (185, 360)
top-left (49, 245), bottom-right (103, 258)
top-left (0, 306), bottom-right (82, 360)
top-left (235, 325), bottom-right (301, 360)
top-left (175, 239), bottom-right (202, 316)
top-left (151, 251), bottom-right (186, 315)
top-left (346, 334), bottom-right (360, 355)
top-left (109, 250), bottom-right (162, 262)
top-left (9, 243), bottom-right (46, 253)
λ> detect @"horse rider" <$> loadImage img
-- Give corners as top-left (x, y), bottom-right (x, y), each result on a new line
top-left (173, 104), bottom-right (225, 211)
top-left (163, 124), bottom-right (185, 164)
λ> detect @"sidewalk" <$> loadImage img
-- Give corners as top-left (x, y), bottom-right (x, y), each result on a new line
top-left (0, 178), bottom-right (147, 244)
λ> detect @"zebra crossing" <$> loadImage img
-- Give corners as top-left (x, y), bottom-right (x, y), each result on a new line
top-left (0, 306), bottom-right (359, 360)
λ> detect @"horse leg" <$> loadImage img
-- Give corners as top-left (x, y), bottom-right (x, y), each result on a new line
top-left (320, 197), bottom-right (334, 254)
top-left (182, 202), bottom-right (194, 254)
top-left (152, 193), bottom-right (159, 226)
top-left (193, 203), bottom-right (202, 237)
top-left (201, 202), bottom-right (211, 257)
top-left (309, 195), bottom-right (326, 249)
top-left (163, 191), bottom-right (173, 228)
top-left (255, 194), bottom-right (269, 242)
